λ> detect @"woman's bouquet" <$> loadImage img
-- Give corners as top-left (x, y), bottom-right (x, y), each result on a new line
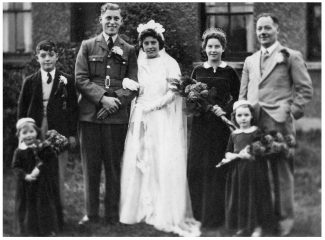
top-left (168, 76), bottom-right (236, 131)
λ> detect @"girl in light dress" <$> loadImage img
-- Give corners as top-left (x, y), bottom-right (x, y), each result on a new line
top-left (119, 20), bottom-right (201, 237)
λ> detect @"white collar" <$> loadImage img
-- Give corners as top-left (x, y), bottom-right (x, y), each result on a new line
top-left (261, 41), bottom-right (279, 55)
top-left (102, 32), bottom-right (118, 44)
top-left (41, 68), bottom-right (55, 82)
top-left (18, 142), bottom-right (29, 150)
top-left (203, 61), bottom-right (227, 69)
top-left (233, 126), bottom-right (258, 134)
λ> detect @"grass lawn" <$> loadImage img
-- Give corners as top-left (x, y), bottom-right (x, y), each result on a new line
top-left (3, 130), bottom-right (321, 236)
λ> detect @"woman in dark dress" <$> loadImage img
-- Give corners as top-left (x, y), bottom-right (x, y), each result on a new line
top-left (187, 28), bottom-right (240, 228)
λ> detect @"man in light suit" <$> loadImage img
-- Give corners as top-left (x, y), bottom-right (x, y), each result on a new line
top-left (75, 3), bottom-right (138, 225)
top-left (239, 13), bottom-right (313, 236)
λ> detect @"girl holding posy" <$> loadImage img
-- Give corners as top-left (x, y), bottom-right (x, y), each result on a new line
top-left (223, 100), bottom-right (274, 237)
top-left (12, 118), bottom-right (60, 236)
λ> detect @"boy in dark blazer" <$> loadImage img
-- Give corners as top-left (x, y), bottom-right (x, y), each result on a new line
top-left (17, 40), bottom-right (78, 228)
top-left (75, 2), bottom-right (138, 225)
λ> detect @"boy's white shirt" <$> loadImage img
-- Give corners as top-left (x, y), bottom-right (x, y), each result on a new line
top-left (41, 68), bottom-right (56, 114)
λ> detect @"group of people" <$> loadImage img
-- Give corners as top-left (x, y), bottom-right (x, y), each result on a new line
top-left (12, 2), bottom-right (313, 237)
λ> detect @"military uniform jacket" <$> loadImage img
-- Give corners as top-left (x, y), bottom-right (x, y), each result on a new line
top-left (75, 34), bottom-right (138, 124)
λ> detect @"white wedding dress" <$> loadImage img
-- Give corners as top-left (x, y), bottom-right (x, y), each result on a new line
top-left (119, 50), bottom-right (201, 237)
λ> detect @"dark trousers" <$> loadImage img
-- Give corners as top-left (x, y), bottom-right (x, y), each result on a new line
top-left (79, 121), bottom-right (128, 221)
top-left (258, 109), bottom-right (295, 232)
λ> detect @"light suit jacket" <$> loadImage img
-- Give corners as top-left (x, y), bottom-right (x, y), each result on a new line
top-left (75, 34), bottom-right (138, 124)
top-left (239, 43), bottom-right (313, 122)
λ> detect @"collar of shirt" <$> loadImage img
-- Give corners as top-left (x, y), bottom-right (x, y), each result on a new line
top-left (203, 61), bottom-right (227, 69)
top-left (41, 68), bottom-right (56, 83)
top-left (102, 32), bottom-right (118, 44)
top-left (261, 41), bottom-right (279, 55)
top-left (233, 126), bottom-right (258, 134)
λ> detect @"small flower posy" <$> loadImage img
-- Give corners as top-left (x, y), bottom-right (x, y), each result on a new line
top-left (59, 75), bottom-right (68, 85)
top-left (275, 48), bottom-right (290, 64)
top-left (112, 46), bottom-right (123, 56)
top-left (275, 52), bottom-right (285, 64)
top-left (137, 20), bottom-right (165, 35)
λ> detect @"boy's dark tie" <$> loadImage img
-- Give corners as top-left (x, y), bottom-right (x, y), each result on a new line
top-left (47, 72), bottom-right (52, 84)
top-left (107, 36), bottom-right (114, 50)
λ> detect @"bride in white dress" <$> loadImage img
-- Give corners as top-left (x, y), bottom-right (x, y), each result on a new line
top-left (119, 20), bottom-right (201, 237)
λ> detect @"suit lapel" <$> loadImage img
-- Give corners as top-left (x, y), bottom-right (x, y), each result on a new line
top-left (48, 70), bottom-right (60, 104)
top-left (259, 44), bottom-right (282, 85)
top-left (253, 51), bottom-right (262, 81)
top-left (97, 34), bottom-right (109, 52)
top-left (34, 70), bottom-right (43, 107)
top-left (114, 35), bottom-right (125, 48)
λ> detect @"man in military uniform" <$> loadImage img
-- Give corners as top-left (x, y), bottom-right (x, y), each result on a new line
top-left (75, 2), bottom-right (138, 225)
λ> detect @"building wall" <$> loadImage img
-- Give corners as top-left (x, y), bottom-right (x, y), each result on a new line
top-left (32, 3), bottom-right (72, 48)
top-left (254, 3), bottom-right (308, 57)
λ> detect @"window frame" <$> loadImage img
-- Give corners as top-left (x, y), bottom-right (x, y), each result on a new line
top-left (202, 2), bottom-right (254, 61)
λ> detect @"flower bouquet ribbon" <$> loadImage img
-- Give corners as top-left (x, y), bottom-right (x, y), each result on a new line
top-left (168, 76), bottom-right (236, 132)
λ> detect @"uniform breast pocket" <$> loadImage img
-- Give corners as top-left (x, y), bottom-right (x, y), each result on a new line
top-left (88, 55), bottom-right (104, 77)
top-left (118, 59), bottom-right (128, 78)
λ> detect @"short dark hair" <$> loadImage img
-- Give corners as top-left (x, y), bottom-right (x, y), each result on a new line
top-left (256, 13), bottom-right (279, 26)
top-left (202, 28), bottom-right (227, 50)
top-left (231, 104), bottom-right (257, 128)
top-left (100, 3), bottom-right (121, 15)
top-left (35, 40), bottom-right (58, 54)
top-left (138, 29), bottom-right (165, 50)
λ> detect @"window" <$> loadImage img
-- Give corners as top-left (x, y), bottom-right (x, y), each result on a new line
top-left (3, 2), bottom-right (32, 53)
top-left (204, 3), bottom-right (254, 60)
top-left (307, 3), bottom-right (321, 61)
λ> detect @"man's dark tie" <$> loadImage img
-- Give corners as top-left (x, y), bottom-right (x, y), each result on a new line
top-left (108, 36), bottom-right (114, 50)
top-left (47, 72), bottom-right (52, 84)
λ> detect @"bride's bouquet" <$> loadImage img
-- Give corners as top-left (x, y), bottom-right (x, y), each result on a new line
top-left (168, 76), bottom-right (236, 131)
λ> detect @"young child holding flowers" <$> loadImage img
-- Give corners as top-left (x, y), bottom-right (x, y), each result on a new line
top-left (12, 118), bottom-right (62, 236)
top-left (221, 100), bottom-right (274, 237)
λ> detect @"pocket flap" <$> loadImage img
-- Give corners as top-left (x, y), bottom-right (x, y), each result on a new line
top-left (88, 55), bottom-right (104, 62)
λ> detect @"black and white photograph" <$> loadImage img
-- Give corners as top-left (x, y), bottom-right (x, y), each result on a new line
top-left (2, 1), bottom-right (321, 237)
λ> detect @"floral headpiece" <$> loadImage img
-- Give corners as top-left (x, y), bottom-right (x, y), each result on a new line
top-left (137, 20), bottom-right (165, 40)
top-left (202, 27), bottom-right (226, 41)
